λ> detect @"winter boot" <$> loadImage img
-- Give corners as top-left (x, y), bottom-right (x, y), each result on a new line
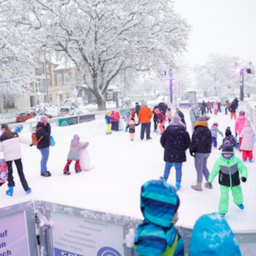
top-left (26, 188), bottom-right (32, 194)
top-left (176, 181), bottom-right (181, 190)
top-left (6, 186), bottom-right (14, 196)
top-left (64, 171), bottom-right (71, 175)
top-left (204, 182), bottom-right (213, 189)
top-left (160, 176), bottom-right (167, 182)
top-left (220, 213), bottom-right (225, 217)
top-left (249, 159), bottom-right (252, 162)
top-left (238, 204), bottom-right (244, 210)
top-left (191, 182), bottom-right (202, 191)
top-left (75, 160), bottom-right (81, 173)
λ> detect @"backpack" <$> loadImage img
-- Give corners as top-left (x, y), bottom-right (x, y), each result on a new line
top-left (32, 127), bottom-right (43, 146)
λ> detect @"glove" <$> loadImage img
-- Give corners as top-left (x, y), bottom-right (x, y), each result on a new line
top-left (30, 144), bottom-right (33, 147)
top-left (241, 177), bottom-right (247, 182)
top-left (220, 132), bottom-right (223, 137)
top-left (190, 150), bottom-right (195, 157)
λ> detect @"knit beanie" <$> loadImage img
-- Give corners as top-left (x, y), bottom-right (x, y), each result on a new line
top-left (239, 111), bottom-right (245, 116)
top-left (222, 142), bottom-right (234, 154)
top-left (225, 127), bottom-right (232, 136)
top-left (106, 111), bottom-right (110, 115)
top-left (40, 116), bottom-right (48, 123)
top-left (73, 134), bottom-right (80, 141)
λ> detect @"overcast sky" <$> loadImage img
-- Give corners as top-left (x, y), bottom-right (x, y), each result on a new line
top-left (174, 0), bottom-right (256, 66)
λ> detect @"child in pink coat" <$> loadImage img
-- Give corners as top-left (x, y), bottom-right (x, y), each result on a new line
top-left (240, 120), bottom-right (255, 162)
top-left (235, 111), bottom-right (247, 151)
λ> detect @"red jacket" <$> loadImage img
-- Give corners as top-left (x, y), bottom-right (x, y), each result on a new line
top-left (110, 111), bottom-right (115, 122)
top-left (114, 111), bottom-right (120, 121)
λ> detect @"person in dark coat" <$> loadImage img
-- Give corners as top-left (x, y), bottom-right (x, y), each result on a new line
top-left (160, 114), bottom-right (191, 190)
top-left (229, 101), bottom-right (237, 120)
top-left (158, 102), bottom-right (168, 116)
top-left (233, 97), bottom-right (239, 109)
top-left (36, 116), bottom-right (52, 177)
top-left (189, 116), bottom-right (212, 191)
top-left (175, 106), bottom-right (186, 127)
top-left (201, 101), bottom-right (206, 115)
top-left (152, 106), bottom-right (159, 132)
top-left (135, 102), bottom-right (141, 117)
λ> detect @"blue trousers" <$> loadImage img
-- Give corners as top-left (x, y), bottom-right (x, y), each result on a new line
top-left (164, 162), bottom-right (182, 182)
top-left (211, 137), bottom-right (217, 147)
top-left (39, 147), bottom-right (50, 173)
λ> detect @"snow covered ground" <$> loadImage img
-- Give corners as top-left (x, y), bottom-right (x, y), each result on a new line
top-left (0, 106), bottom-right (255, 233)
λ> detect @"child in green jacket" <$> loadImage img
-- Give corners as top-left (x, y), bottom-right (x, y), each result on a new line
top-left (208, 142), bottom-right (248, 216)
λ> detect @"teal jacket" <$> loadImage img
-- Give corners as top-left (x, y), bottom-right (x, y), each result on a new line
top-left (134, 180), bottom-right (184, 256)
top-left (208, 154), bottom-right (247, 187)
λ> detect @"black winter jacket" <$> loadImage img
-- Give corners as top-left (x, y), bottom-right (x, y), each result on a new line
top-left (229, 102), bottom-right (237, 113)
top-left (36, 122), bottom-right (51, 149)
top-left (189, 121), bottom-right (212, 154)
top-left (160, 125), bottom-right (191, 162)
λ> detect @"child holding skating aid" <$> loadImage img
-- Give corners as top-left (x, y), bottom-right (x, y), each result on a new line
top-left (63, 134), bottom-right (89, 175)
top-left (211, 122), bottom-right (223, 148)
top-left (208, 142), bottom-right (248, 217)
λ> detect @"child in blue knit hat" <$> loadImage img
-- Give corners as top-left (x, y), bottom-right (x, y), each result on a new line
top-left (134, 179), bottom-right (184, 255)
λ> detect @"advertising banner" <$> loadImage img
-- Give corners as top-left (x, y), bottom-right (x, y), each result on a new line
top-left (79, 114), bottom-right (95, 123)
top-left (58, 117), bottom-right (79, 127)
top-left (51, 212), bottom-right (124, 256)
top-left (0, 212), bottom-right (30, 256)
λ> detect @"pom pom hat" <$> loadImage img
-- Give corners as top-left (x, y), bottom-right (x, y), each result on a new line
top-left (40, 116), bottom-right (48, 123)
top-left (73, 134), bottom-right (80, 140)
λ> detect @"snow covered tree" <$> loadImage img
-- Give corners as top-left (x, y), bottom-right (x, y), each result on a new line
top-left (0, 28), bottom-right (35, 100)
top-left (194, 54), bottom-right (239, 98)
top-left (2, 0), bottom-right (190, 110)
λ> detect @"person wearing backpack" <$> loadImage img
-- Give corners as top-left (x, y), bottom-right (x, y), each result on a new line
top-left (36, 116), bottom-right (52, 177)
top-left (0, 124), bottom-right (32, 196)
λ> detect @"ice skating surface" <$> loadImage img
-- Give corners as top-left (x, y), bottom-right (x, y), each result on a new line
top-left (1, 107), bottom-right (255, 232)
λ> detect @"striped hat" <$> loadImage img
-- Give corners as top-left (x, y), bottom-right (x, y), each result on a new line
top-left (140, 179), bottom-right (180, 228)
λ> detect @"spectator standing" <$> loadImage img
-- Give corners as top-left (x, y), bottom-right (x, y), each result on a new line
top-left (166, 107), bottom-right (172, 123)
top-left (134, 180), bottom-right (184, 256)
top-left (189, 116), bottom-right (212, 191)
top-left (175, 106), bottom-right (186, 127)
top-left (0, 124), bottom-right (32, 196)
top-left (225, 100), bottom-right (230, 115)
top-left (189, 213), bottom-right (242, 256)
top-left (229, 101), bottom-right (237, 120)
top-left (189, 102), bottom-right (200, 132)
top-left (36, 116), bottom-right (52, 177)
top-left (201, 101), bottom-right (206, 115)
top-left (135, 102), bottom-right (141, 117)
top-left (110, 110), bottom-right (115, 131)
top-left (218, 100), bottom-right (222, 112)
top-left (160, 114), bottom-right (190, 190)
top-left (152, 105), bottom-right (159, 132)
top-left (138, 102), bottom-right (153, 140)
top-left (113, 109), bottom-right (120, 131)
top-left (206, 101), bottom-right (212, 113)
top-left (240, 120), bottom-right (255, 162)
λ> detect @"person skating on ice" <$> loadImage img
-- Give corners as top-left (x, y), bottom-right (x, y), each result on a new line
top-left (210, 122), bottom-right (223, 148)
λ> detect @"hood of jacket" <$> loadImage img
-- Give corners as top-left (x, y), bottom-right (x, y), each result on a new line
top-left (193, 120), bottom-right (208, 130)
top-left (242, 126), bottom-right (253, 134)
top-left (189, 213), bottom-right (241, 256)
top-left (140, 180), bottom-right (179, 228)
top-left (165, 124), bottom-right (186, 135)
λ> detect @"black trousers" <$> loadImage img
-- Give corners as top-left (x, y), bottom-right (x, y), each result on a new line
top-left (6, 159), bottom-right (30, 191)
top-left (140, 122), bottom-right (151, 140)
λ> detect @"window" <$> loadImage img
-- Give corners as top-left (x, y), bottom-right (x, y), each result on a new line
top-left (57, 74), bottom-right (62, 86)
top-left (49, 94), bottom-right (52, 103)
top-left (66, 93), bottom-right (70, 99)
top-left (4, 97), bottom-right (15, 109)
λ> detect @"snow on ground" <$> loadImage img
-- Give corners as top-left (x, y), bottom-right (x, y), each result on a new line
top-left (0, 106), bottom-right (256, 233)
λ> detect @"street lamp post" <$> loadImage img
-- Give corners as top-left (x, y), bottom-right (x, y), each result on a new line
top-left (240, 69), bottom-right (244, 101)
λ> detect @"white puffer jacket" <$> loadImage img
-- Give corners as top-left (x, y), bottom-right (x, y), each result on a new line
top-left (0, 132), bottom-right (31, 161)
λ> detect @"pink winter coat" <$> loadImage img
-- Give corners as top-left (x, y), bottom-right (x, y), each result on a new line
top-left (214, 102), bottom-right (218, 110)
top-left (114, 111), bottom-right (120, 121)
top-left (235, 115), bottom-right (248, 135)
top-left (240, 124), bottom-right (255, 151)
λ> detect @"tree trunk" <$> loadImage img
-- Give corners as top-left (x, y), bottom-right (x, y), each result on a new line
top-left (95, 95), bottom-right (106, 111)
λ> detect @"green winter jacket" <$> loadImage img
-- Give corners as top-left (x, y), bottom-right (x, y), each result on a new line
top-left (208, 154), bottom-right (247, 187)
